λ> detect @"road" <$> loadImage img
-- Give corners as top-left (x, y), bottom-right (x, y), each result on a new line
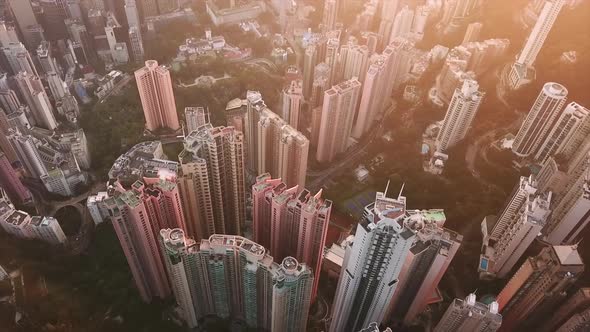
top-left (307, 101), bottom-right (396, 189)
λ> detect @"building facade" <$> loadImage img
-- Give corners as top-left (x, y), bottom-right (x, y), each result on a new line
top-left (134, 60), bottom-right (180, 132)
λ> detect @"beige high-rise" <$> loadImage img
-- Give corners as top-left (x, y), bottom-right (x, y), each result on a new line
top-left (135, 60), bottom-right (180, 132)
top-left (316, 79), bottom-right (361, 163)
top-left (178, 124), bottom-right (245, 240)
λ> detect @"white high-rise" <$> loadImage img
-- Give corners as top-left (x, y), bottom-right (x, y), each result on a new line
top-left (389, 6), bottom-right (414, 43)
top-left (436, 79), bottom-right (484, 152)
top-left (545, 162), bottom-right (590, 245)
top-left (281, 80), bottom-right (303, 129)
top-left (509, 0), bottom-right (565, 88)
top-left (479, 176), bottom-right (552, 278)
top-left (316, 79), bottom-right (361, 163)
top-left (512, 82), bottom-right (568, 157)
top-left (352, 55), bottom-right (388, 139)
top-left (534, 102), bottom-right (590, 163)
top-left (330, 190), bottom-right (419, 332)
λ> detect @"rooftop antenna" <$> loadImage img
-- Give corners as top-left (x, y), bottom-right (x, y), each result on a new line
top-left (398, 183), bottom-right (405, 200)
top-left (384, 180), bottom-right (391, 197)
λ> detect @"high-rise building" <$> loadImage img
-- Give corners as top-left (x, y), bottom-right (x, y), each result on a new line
top-left (0, 152), bottom-right (32, 203)
top-left (556, 310), bottom-right (590, 332)
top-left (7, 0), bottom-right (39, 49)
top-left (2, 42), bottom-right (38, 76)
top-left (159, 230), bottom-right (313, 331)
top-left (13, 71), bottom-right (58, 130)
top-left (435, 79), bottom-right (485, 152)
top-left (234, 91), bottom-right (309, 190)
top-left (512, 82), bottom-right (568, 157)
top-left (316, 79), bottom-right (361, 163)
top-left (65, 19), bottom-right (97, 64)
top-left (544, 161), bottom-right (590, 245)
top-left (177, 124), bottom-right (245, 240)
top-left (252, 173), bottom-right (332, 302)
top-left (302, 45), bottom-right (317, 99)
top-left (128, 26), bottom-right (144, 63)
top-left (8, 130), bottom-right (48, 178)
top-left (322, 0), bottom-right (337, 31)
top-left (0, 109), bottom-right (19, 163)
top-left (534, 102), bottom-right (590, 163)
top-left (330, 190), bottom-right (420, 332)
top-left (184, 106), bottom-right (209, 133)
top-left (388, 220), bottom-right (462, 324)
top-left (281, 80), bottom-right (303, 129)
top-left (462, 22), bottom-right (483, 44)
top-left (134, 60), bottom-right (180, 132)
top-left (496, 245), bottom-right (584, 331)
top-left (36, 41), bottom-right (61, 76)
top-left (434, 294), bottom-right (502, 332)
top-left (479, 176), bottom-right (551, 278)
top-left (339, 44), bottom-right (370, 84)
top-left (389, 6), bottom-right (414, 43)
top-left (542, 288), bottom-right (590, 332)
top-left (383, 37), bottom-right (416, 92)
top-left (0, 21), bottom-right (20, 46)
top-left (351, 54), bottom-right (388, 139)
top-left (508, 0), bottom-right (565, 89)
top-left (104, 179), bottom-right (185, 302)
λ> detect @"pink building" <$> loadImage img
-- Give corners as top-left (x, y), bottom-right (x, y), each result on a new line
top-left (105, 178), bottom-right (188, 302)
top-left (252, 174), bottom-right (332, 302)
top-left (135, 60), bottom-right (180, 132)
top-left (0, 152), bottom-right (32, 203)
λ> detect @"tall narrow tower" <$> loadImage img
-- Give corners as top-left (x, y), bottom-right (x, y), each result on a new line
top-left (281, 80), bottom-right (303, 130)
top-left (134, 60), bottom-right (180, 132)
top-left (436, 79), bottom-right (485, 152)
top-left (508, 0), bottom-right (565, 88)
top-left (316, 79), bottom-right (361, 163)
top-left (512, 82), bottom-right (568, 157)
top-left (177, 124), bottom-right (245, 240)
top-left (330, 190), bottom-right (419, 332)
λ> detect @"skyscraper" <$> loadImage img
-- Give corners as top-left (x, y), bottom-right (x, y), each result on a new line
top-left (235, 91), bottom-right (308, 190)
top-left (388, 220), bottom-right (462, 324)
top-left (8, 130), bottom-right (48, 178)
top-left (479, 176), bottom-right (551, 278)
top-left (0, 152), bottom-right (32, 204)
top-left (351, 54), bottom-right (388, 139)
top-left (302, 45), bottom-right (317, 99)
top-left (389, 6), bottom-right (414, 43)
top-left (496, 245), bottom-right (584, 331)
top-left (316, 78), bottom-right (361, 163)
top-left (0, 21), bottom-right (20, 46)
top-left (462, 22), bottom-right (483, 44)
top-left (104, 178), bottom-right (185, 302)
top-left (7, 0), bottom-right (39, 49)
top-left (2, 42), bottom-right (38, 76)
top-left (534, 102), bottom-right (590, 163)
top-left (177, 124), bottom-right (245, 240)
top-left (0, 109), bottom-right (19, 163)
top-left (251, 173), bottom-right (331, 302)
top-left (281, 80), bottom-right (303, 129)
top-left (508, 0), bottom-right (565, 89)
top-left (433, 294), bottom-right (502, 332)
top-left (13, 71), bottom-right (58, 130)
top-left (339, 44), bottom-right (370, 84)
top-left (330, 190), bottom-right (419, 332)
top-left (159, 230), bottom-right (313, 331)
top-left (512, 82), bottom-right (568, 157)
top-left (544, 161), bottom-right (590, 245)
top-left (322, 0), bottom-right (337, 31)
top-left (436, 79), bottom-right (484, 152)
top-left (134, 60), bottom-right (180, 132)
top-left (125, 0), bottom-right (144, 62)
